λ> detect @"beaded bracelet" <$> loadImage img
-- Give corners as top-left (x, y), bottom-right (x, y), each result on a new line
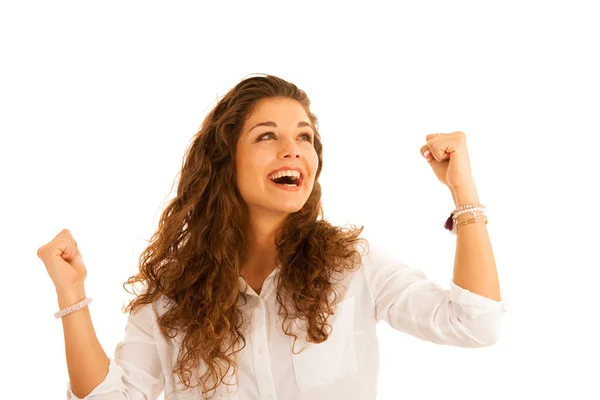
top-left (54, 297), bottom-right (93, 319)
top-left (445, 203), bottom-right (487, 234)
top-left (453, 207), bottom-right (486, 221)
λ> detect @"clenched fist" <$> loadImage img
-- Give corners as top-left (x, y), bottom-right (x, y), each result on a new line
top-left (37, 229), bottom-right (87, 296)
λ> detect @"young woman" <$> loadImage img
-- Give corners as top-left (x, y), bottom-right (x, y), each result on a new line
top-left (38, 74), bottom-right (507, 399)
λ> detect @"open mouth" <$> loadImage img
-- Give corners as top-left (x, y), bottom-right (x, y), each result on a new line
top-left (268, 173), bottom-right (303, 188)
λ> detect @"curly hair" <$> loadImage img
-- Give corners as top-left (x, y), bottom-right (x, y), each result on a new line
top-left (122, 74), bottom-right (370, 399)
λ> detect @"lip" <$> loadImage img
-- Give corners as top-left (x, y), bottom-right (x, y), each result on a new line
top-left (267, 166), bottom-right (305, 179)
top-left (267, 166), bottom-right (305, 191)
top-left (267, 177), bottom-right (303, 191)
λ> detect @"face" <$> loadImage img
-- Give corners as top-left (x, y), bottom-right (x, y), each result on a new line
top-left (236, 97), bottom-right (319, 218)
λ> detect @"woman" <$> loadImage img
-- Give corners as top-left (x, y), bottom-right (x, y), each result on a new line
top-left (38, 74), bottom-right (507, 399)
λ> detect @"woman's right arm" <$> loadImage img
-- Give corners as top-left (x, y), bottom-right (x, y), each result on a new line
top-left (58, 289), bottom-right (111, 399)
top-left (62, 292), bottom-right (166, 400)
top-left (37, 229), bottom-right (165, 399)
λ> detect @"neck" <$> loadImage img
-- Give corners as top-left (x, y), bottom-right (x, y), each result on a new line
top-left (243, 208), bottom-right (285, 275)
top-left (247, 206), bottom-right (286, 241)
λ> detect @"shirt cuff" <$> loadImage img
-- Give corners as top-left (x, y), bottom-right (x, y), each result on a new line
top-left (449, 278), bottom-right (510, 319)
top-left (66, 358), bottom-right (125, 399)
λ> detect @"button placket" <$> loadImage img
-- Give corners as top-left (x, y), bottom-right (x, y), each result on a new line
top-left (251, 300), bottom-right (277, 400)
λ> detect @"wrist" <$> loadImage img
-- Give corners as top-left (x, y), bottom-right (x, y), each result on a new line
top-left (449, 183), bottom-right (480, 207)
top-left (56, 288), bottom-right (87, 310)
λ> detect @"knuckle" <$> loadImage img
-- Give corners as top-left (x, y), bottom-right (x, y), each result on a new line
top-left (37, 246), bottom-right (48, 258)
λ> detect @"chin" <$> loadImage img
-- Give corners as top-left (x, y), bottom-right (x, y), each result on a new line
top-left (275, 204), bottom-right (304, 214)
top-left (246, 202), bottom-right (301, 217)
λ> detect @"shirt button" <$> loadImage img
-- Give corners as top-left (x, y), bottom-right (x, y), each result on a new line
top-left (257, 348), bottom-right (264, 355)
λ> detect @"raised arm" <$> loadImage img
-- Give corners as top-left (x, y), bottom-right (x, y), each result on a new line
top-left (37, 229), bottom-right (165, 399)
top-left (361, 243), bottom-right (508, 348)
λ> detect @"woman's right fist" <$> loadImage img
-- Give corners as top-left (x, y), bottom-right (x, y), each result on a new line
top-left (37, 229), bottom-right (87, 294)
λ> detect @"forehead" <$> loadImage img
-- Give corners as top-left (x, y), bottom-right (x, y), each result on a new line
top-left (244, 97), bottom-right (309, 127)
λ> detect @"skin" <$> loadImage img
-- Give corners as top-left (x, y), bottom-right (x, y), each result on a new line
top-left (235, 96), bottom-right (319, 291)
top-left (419, 132), bottom-right (500, 301)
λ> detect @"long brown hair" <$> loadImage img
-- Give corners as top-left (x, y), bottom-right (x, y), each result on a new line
top-left (122, 74), bottom-right (370, 399)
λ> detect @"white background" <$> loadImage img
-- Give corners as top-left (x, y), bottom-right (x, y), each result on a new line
top-left (1, 1), bottom-right (598, 398)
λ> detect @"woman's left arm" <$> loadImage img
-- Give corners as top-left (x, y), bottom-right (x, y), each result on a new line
top-left (450, 183), bottom-right (502, 302)
top-left (421, 131), bottom-right (502, 302)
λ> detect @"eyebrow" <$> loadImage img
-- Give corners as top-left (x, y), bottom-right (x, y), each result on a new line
top-left (248, 121), bottom-right (313, 134)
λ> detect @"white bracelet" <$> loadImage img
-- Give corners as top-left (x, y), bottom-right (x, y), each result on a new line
top-left (54, 297), bottom-right (93, 319)
top-left (452, 207), bottom-right (486, 221)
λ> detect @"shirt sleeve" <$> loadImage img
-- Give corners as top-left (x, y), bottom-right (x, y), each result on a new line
top-left (66, 300), bottom-right (165, 399)
top-left (361, 243), bottom-right (509, 348)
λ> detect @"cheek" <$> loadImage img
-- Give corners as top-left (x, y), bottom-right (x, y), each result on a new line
top-left (235, 157), bottom-right (250, 191)
top-left (309, 150), bottom-right (319, 176)
top-left (237, 154), bottom-right (265, 188)
top-left (235, 170), bottom-right (256, 202)
top-left (236, 165), bottom-right (253, 189)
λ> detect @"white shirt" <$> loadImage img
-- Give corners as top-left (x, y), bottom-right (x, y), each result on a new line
top-left (66, 244), bottom-right (509, 399)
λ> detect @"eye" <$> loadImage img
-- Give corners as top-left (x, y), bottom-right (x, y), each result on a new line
top-left (257, 132), bottom-right (314, 143)
top-left (300, 132), bottom-right (314, 143)
top-left (258, 132), bottom-right (276, 141)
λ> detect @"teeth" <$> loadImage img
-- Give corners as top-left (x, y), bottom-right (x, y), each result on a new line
top-left (268, 169), bottom-right (301, 180)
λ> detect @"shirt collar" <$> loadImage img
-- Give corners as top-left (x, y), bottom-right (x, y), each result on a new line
top-left (238, 263), bottom-right (282, 294)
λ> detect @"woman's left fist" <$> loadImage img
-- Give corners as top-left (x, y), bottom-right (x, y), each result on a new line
top-left (420, 131), bottom-right (475, 188)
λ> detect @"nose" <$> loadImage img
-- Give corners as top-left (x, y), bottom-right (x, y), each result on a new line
top-left (278, 137), bottom-right (301, 159)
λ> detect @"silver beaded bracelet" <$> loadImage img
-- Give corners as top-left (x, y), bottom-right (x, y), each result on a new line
top-left (54, 297), bottom-right (93, 319)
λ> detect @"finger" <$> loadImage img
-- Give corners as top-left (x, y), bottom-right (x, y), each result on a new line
top-left (55, 237), bottom-right (70, 257)
top-left (72, 238), bottom-right (81, 258)
top-left (52, 230), bottom-right (69, 246)
top-left (66, 237), bottom-right (77, 259)
top-left (425, 133), bottom-right (445, 141)
top-left (52, 230), bottom-right (75, 256)
top-left (419, 145), bottom-right (433, 160)
top-left (424, 139), bottom-right (451, 163)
